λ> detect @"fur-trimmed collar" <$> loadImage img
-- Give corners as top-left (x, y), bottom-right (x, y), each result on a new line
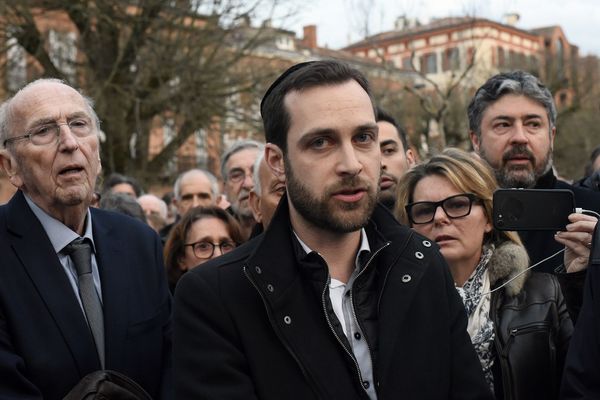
top-left (487, 241), bottom-right (530, 297)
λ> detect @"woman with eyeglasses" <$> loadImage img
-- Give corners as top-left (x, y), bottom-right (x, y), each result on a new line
top-left (164, 206), bottom-right (243, 293)
top-left (395, 148), bottom-right (596, 400)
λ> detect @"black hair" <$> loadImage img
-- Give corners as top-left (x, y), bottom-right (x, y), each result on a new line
top-left (467, 70), bottom-right (556, 138)
top-left (102, 173), bottom-right (143, 197)
top-left (99, 192), bottom-right (147, 223)
top-left (375, 107), bottom-right (410, 152)
top-left (260, 60), bottom-right (374, 153)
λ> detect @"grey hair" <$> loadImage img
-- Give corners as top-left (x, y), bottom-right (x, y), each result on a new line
top-left (252, 151), bottom-right (265, 197)
top-left (0, 78), bottom-right (101, 148)
top-left (468, 70), bottom-right (557, 138)
top-left (173, 168), bottom-right (219, 201)
top-left (137, 194), bottom-right (168, 219)
top-left (220, 139), bottom-right (264, 180)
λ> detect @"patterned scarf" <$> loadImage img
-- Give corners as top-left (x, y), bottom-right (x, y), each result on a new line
top-left (456, 244), bottom-right (495, 393)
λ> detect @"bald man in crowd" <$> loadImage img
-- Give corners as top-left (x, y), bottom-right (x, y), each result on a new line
top-left (0, 78), bottom-right (171, 399)
top-left (159, 168), bottom-right (219, 242)
top-left (249, 152), bottom-right (285, 232)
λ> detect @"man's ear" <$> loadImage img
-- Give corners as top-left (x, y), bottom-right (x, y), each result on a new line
top-left (265, 143), bottom-right (285, 179)
top-left (248, 190), bottom-right (262, 224)
top-left (0, 149), bottom-right (23, 189)
top-left (550, 126), bottom-right (556, 150)
top-left (405, 148), bottom-right (417, 167)
top-left (470, 131), bottom-right (480, 153)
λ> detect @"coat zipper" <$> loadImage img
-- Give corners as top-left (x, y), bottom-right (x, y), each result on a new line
top-left (243, 266), bottom-right (323, 399)
top-left (349, 241), bottom-right (390, 393)
top-left (320, 241), bottom-right (390, 397)
top-left (321, 275), bottom-right (368, 395)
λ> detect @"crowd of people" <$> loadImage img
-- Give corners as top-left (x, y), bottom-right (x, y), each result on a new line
top-left (1, 60), bottom-right (600, 399)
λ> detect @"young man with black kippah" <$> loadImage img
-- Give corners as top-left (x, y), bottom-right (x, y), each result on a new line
top-left (173, 60), bottom-right (492, 399)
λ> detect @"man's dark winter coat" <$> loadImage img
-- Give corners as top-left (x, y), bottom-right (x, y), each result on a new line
top-left (173, 197), bottom-right (492, 399)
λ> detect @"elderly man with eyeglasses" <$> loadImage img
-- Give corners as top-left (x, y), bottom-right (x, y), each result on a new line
top-left (220, 139), bottom-right (264, 241)
top-left (0, 79), bottom-right (172, 399)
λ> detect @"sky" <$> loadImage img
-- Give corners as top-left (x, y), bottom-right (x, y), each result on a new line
top-left (284, 0), bottom-right (600, 56)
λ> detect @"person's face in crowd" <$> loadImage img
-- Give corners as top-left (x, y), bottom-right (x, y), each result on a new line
top-left (249, 158), bottom-right (285, 228)
top-left (224, 147), bottom-right (260, 219)
top-left (174, 171), bottom-right (214, 217)
top-left (110, 182), bottom-right (137, 198)
top-left (138, 195), bottom-right (166, 219)
top-left (378, 120), bottom-right (415, 207)
top-left (178, 216), bottom-right (236, 271)
top-left (0, 81), bottom-right (101, 216)
top-left (471, 94), bottom-right (555, 188)
top-left (277, 80), bottom-right (380, 234)
top-left (410, 174), bottom-right (491, 271)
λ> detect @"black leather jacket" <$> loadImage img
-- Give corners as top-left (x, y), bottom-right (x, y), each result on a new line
top-left (487, 242), bottom-right (573, 400)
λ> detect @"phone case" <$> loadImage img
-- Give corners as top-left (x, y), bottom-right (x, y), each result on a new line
top-left (492, 189), bottom-right (575, 231)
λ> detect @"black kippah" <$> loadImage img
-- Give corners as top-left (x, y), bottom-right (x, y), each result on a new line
top-left (260, 61), bottom-right (316, 117)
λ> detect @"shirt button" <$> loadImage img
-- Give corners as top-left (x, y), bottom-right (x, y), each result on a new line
top-left (363, 381), bottom-right (370, 389)
top-left (354, 332), bottom-right (361, 340)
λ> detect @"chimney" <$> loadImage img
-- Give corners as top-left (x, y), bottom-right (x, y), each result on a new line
top-left (303, 25), bottom-right (317, 49)
top-left (503, 13), bottom-right (520, 27)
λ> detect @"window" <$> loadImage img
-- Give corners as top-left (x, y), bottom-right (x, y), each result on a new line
top-left (420, 53), bottom-right (437, 74)
top-left (442, 48), bottom-right (459, 71)
top-left (497, 47), bottom-right (506, 68)
top-left (402, 56), bottom-right (413, 70)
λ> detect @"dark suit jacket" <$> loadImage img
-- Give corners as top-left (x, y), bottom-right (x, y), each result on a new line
top-left (0, 191), bottom-right (172, 400)
top-left (560, 224), bottom-right (600, 399)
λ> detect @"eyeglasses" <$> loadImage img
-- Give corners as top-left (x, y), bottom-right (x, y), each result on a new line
top-left (405, 193), bottom-right (480, 225)
top-left (184, 240), bottom-right (236, 259)
top-left (227, 168), bottom-right (252, 183)
top-left (3, 118), bottom-right (94, 147)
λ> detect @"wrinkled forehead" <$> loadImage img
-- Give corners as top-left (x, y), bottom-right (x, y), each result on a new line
top-left (10, 82), bottom-right (90, 129)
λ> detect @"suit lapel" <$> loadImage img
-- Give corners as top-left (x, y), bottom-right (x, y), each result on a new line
top-left (91, 209), bottom-right (128, 369)
top-left (6, 191), bottom-right (100, 373)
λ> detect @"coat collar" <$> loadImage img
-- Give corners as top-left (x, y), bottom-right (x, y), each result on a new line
top-left (533, 168), bottom-right (557, 189)
top-left (243, 195), bottom-right (400, 301)
top-left (487, 240), bottom-right (530, 296)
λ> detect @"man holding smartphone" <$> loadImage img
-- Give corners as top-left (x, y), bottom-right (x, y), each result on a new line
top-left (468, 71), bottom-right (599, 276)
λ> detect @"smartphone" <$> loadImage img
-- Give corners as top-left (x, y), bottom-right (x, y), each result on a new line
top-left (493, 189), bottom-right (575, 231)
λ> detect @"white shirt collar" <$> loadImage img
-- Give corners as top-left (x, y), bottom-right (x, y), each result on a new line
top-left (24, 193), bottom-right (96, 254)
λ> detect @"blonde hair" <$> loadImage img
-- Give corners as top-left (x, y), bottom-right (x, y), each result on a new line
top-left (395, 148), bottom-right (521, 246)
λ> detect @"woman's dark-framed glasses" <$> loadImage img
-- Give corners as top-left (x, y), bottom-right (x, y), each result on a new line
top-left (405, 193), bottom-right (480, 225)
top-left (185, 240), bottom-right (236, 259)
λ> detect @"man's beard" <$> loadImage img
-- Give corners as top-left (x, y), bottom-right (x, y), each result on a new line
top-left (378, 188), bottom-right (396, 210)
top-left (378, 172), bottom-right (397, 210)
top-left (232, 188), bottom-right (253, 219)
top-left (285, 161), bottom-right (379, 233)
top-left (481, 144), bottom-right (553, 188)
